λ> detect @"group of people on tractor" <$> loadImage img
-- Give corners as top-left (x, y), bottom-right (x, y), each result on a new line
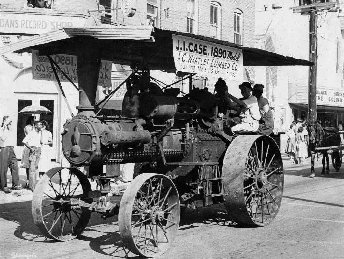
top-left (121, 71), bottom-right (274, 136)
top-left (213, 78), bottom-right (274, 135)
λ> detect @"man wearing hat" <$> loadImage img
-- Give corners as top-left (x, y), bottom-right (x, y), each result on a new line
top-left (227, 82), bottom-right (261, 133)
top-left (253, 84), bottom-right (274, 135)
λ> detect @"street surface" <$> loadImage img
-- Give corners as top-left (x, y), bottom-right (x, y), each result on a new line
top-left (1, 156), bottom-right (344, 259)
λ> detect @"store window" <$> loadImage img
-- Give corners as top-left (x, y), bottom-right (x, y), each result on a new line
top-left (234, 9), bottom-right (243, 45)
top-left (16, 99), bottom-right (55, 146)
top-left (210, 1), bottom-right (221, 39)
top-left (147, 0), bottom-right (159, 27)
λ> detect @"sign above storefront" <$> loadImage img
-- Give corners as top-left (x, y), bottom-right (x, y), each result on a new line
top-left (172, 35), bottom-right (243, 81)
top-left (0, 12), bottom-right (88, 34)
top-left (316, 88), bottom-right (344, 107)
top-left (32, 50), bottom-right (112, 87)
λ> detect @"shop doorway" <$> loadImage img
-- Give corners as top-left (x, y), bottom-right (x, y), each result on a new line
top-left (16, 94), bottom-right (58, 160)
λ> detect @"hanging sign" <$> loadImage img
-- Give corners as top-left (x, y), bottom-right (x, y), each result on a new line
top-left (32, 50), bottom-right (112, 87)
top-left (172, 35), bottom-right (243, 80)
top-left (0, 12), bottom-right (88, 34)
top-left (316, 89), bottom-right (344, 107)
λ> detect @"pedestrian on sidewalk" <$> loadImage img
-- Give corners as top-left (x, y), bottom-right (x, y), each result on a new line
top-left (22, 121), bottom-right (42, 191)
top-left (295, 125), bottom-right (308, 165)
top-left (0, 115), bottom-right (22, 193)
top-left (285, 122), bottom-right (297, 163)
top-left (38, 120), bottom-right (52, 178)
top-left (21, 116), bottom-right (35, 188)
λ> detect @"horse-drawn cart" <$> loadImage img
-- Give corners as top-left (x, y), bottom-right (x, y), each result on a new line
top-left (313, 126), bottom-right (343, 173)
top-left (0, 26), bottom-right (312, 257)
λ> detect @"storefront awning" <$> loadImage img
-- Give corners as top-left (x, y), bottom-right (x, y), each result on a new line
top-left (0, 26), bottom-right (313, 70)
top-left (290, 103), bottom-right (344, 113)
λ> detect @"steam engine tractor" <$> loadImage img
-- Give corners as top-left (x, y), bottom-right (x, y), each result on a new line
top-left (32, 70), bottom-right (284, 257)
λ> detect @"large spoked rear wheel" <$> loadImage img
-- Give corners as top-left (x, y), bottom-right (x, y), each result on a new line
top-left (119, 173), bottom-right (180, 257)
top-left (32, 167), bottom-right (91, 241)
top-left (222, 135), bottom-right (284, 226)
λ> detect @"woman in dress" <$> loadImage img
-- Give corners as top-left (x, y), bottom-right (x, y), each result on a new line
top-left (38, 120), bottom-right (52, 178)
top-left (295, 126), bottom-right (308, 165)
top-left (286, 123), bottom-right (297, 163)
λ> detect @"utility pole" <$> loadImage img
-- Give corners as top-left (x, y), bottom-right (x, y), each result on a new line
top-left (292, 0), bottom-right (339, 125)
top-left (309, 9), bottom-right (317, 125)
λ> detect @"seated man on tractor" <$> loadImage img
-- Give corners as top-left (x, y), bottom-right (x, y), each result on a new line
top-left (214, 78), bottom-right (239, 119)
top-left (225, 81), bottom-right (261, 133)
top-left (252, 84), bottom-right (274, 135)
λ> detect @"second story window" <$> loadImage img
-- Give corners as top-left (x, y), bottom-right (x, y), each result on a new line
top-left (27, 0), bottom-right (52, 9)
top-left (210, 3), bottom-right (218, 26)
top-left (210, 1), bottom-right (221, 39)
top-left (147, 0), bottom-right (159, 27)
top-left (187, 0), bottom-right (195, 33)
top-left (234, 9), bottom-right (243, 45)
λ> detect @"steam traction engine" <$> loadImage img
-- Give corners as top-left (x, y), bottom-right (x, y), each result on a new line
top-left (32, 68), bottom-right (284, 257)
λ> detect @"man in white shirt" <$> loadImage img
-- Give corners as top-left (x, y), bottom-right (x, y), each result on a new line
top-left (0, 116), bottom-right (21, 193)
top-left (23, 121), bottom-right (42, 191)
top-left (227, 82), bottom-right (261, 133)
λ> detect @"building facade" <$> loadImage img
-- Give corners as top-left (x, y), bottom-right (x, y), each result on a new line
top-left (0, 0), bottom-right (103, 162)
top-left (0, 0), bottom-right (256, 164)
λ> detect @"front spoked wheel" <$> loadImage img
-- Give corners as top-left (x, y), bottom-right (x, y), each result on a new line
top-left (119, 173), bottom-right (180, 257)
top-left (32, 167), bottom-right (91, 241)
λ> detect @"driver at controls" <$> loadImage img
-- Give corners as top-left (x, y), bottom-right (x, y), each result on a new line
top-left (227, 81), bottom-right (261, 133)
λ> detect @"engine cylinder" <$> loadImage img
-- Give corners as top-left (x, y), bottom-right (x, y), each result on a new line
top-left (62, 116), bottom-right (102, 166)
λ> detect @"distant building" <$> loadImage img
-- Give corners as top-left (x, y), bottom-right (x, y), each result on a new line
top-left (255, 0), bottom-right (344, 132)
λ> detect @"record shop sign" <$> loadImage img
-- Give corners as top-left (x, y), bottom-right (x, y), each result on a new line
top-left (316, 89), bottom-right (344, 107)
top-left (32, 50), bottom-right (112, 87)
top-left (0, 12), bottom-right (87, 34)
top-left (172, 35), bottom-right (243, 80)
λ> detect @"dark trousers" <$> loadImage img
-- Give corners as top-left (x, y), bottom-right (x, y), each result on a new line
top-left (0, 146), bottom-right (19, 189)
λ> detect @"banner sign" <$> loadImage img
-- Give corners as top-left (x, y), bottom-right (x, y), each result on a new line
top-left (316, 88), bottom-right (344, 107)
top-left (0, 12), bottom-right (87, 34)
top-left (172, 35), bottom-right (243, 80)
top-left (32, 50), bottom-right (112, 87)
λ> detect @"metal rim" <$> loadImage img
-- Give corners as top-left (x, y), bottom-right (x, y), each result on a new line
top-left (32, 167), bottom-right (91, 241)
top-left (222, 135), bottom-right (284, 226)
top-left (119, 173), bottom-right (180, 257)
